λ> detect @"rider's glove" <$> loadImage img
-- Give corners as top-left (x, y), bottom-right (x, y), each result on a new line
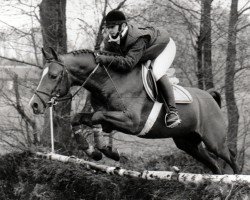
top-left (96, 53), bottom-right (115, 66)
top-left (96, 54), bottom-right (108, 65)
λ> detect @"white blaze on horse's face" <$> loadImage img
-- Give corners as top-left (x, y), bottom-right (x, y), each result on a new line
top-left (29, 67), bottom-right (48, 102)
top-left (29, 66), bottom-right (50, 114)
top-left (29, 61), bottom-right (67, 114)
top-left (37, 67), bottom-right (49, 88)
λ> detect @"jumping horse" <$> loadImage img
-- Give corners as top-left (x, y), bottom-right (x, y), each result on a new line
top-left (29, 48), bottom-right (239, 174)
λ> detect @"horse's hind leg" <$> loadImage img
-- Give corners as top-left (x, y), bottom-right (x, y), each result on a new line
top-left (173, 136), bottom-right (221, 174)
top-left (203, 140), bottom-right (239, 174)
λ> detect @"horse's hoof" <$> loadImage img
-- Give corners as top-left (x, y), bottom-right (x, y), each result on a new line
top-left (85, 146), bottom-right (103, 161)
top-left (98, 146), bottom-right (120, 161)
top-left (90, 150), bottom-right (103, 161)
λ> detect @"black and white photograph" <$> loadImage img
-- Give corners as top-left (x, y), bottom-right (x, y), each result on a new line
top-left (0, 0), bottom-right (250, 199)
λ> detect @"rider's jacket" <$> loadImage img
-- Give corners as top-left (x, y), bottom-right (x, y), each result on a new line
top-left (99, 24), bottom-right (171, 72)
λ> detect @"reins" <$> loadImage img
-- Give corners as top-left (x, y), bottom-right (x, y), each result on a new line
top-left (102, 64), bottom-right (127, 112)
top-left (70, 64), bottom-right (100, 99)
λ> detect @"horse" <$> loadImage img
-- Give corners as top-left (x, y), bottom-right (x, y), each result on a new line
top-left (29, 48), bottom-right (239, 174)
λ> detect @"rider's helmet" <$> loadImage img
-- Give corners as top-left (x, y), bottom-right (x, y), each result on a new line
top-left (105, 10), bottom-right (127, 27)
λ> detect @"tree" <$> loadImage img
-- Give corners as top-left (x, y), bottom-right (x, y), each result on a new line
top-left (39, 0), bottom-right (72, 152)
top-left (225, 0), bottom-right (239, 153)
top-left (39, 0), bottom-right (67, 54)
top-left (201, 0), bottom-right (214, 90)
top-left (0, 0), bottom-right (42, 151)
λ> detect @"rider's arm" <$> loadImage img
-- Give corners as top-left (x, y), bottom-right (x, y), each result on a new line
top-left (97, 37), bottom-right (148, 72)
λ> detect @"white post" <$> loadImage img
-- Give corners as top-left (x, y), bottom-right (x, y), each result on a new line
top-left (48, 97), bottom-right (57, 154)
top-left (49, 105), bottom-right (54, 153)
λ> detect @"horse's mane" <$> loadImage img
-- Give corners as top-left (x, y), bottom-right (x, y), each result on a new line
top-left (66, 49), bottom-right (121, 57)
top-left (67, 49), bottom-right (94, 56)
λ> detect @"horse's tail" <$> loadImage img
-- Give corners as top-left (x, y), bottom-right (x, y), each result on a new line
top-left (207, 89), bottom-right (222, 108)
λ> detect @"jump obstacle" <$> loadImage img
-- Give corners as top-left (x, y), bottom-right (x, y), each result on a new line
top-left (35, 152), bottom-right (250, 185)
top-left (36, 98), bottom-right (250, 186)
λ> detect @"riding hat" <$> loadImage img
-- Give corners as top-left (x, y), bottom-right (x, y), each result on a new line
top-left (105, 10), bottom-right (127, 27)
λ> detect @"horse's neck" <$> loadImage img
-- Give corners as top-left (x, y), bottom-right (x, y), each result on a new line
top-left (60, 53), bottom-right (109, 94)
top-left (61, 52), bottom-right (144, 102)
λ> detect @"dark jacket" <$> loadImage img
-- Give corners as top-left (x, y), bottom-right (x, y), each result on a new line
top-left (99, 24), bottom-right (171, 72)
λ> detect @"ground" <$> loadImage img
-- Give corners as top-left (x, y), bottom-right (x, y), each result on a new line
top-left (0, 145), bottom-right (250, 200)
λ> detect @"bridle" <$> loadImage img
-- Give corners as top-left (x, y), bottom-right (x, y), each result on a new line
top-left (35, 59), bottom-right (100, 108)
top-left (35, 59), bottom-right (71, 108)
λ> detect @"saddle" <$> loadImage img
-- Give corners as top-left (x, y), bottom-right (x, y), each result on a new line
top-left (142, 60), bottom-right (193, 104)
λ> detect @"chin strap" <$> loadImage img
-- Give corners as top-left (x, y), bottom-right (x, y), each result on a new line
top-left (108, 25), bottom-right (128, 44)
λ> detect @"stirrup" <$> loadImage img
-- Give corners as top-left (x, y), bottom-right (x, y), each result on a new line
top-left (164, 111), bottom-right (181, 128)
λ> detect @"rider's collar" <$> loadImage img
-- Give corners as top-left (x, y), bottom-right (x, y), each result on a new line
top-left (120, 25), bottom-right (128, 38)
top-left (108, 25), bottom-right (128, 44)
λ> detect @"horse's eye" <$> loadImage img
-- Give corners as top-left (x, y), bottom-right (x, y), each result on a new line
top-left (49, 74), bottom-right (57, 79)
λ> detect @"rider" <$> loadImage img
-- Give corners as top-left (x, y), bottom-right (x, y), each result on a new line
top-left (96, 9), bottom-right (181, 128)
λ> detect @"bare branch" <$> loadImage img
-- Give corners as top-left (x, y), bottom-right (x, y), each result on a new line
top-left (235, 65), bottom-right (250, 74)
top-left (77, 18), bottom-right (97, 35)
top-left (0, 19), bottom-right (28, 36)
top-left (12, 75), bottom-right (36, 129)
top-left (164, 0), bottom-right (200, 18)
top-left (238, 1), bottom-right (250, 17)
top-left (115, 0), bottom-right (127, 10)
top-left (237, 23), bottom-right (250, 32)
top-left (101, 0), bottom-right (108, 17)
top-left (0, 55), bottom-right (41, 68)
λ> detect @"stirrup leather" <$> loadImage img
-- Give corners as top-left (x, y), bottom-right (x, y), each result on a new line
top-left (164, 111), bottom-right (181, 128)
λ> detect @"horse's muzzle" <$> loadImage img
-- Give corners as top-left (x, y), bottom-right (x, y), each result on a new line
top-left (29, 95), bottom-right (46, 115)
top-left (31, 102), bottom-right (41, 114)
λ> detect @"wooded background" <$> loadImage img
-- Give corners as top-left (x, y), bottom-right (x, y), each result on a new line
top-left (0, 0), bottom-right (250, 173)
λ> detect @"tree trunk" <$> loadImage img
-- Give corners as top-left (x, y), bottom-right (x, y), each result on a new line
top-left (40, 0), bottom-right (67, 54)
top-left (202, 0), bottom-right (214, 90)
top-left (196, 35), bottom-right (204, 90)
top-left (94, 17), bottom-right (105, 51)
top-left (225, 0), bottom-right (239, 153)
top-left (196, 0), bottom-right (214, 90)
top-left (39, 0), bottom-right (72, 153)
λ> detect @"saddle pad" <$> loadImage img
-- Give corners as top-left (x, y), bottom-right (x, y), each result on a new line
top-left (142, 64), bottom-right (193, 104)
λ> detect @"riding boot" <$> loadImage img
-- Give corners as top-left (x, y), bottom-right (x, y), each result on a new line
top-left (157, 75), bottom-right (181, 128)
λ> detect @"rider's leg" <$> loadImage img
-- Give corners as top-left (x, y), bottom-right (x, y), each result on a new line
top-left (157, 75), bottom-right (181, 128)
top-left (153, 38), bottom-right (181, 128)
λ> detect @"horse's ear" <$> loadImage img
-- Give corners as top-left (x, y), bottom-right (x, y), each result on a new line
top-left (49, 47), bottom-right (59, 61)
top-left (41, 48), bottom-right (49, 60)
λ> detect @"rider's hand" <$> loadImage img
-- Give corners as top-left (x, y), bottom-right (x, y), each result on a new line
top-left (96, 54), bottom-right (107, 65)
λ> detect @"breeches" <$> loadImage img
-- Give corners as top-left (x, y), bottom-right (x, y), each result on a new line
top-left (152, 38), bottom-right (176, 81)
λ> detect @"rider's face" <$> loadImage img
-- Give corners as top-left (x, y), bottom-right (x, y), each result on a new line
top-left (106, 25), bottom-right (119, 37)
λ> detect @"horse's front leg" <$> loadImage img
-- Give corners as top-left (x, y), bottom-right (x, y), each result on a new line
top-left (71, 112), bottom-right (120, 161)
top-left (92, 110), bottom-right (140, 134)
top-left (71, 112), bottom-right (103, 160)
top-left (71, 112), bottom-right (94, 127)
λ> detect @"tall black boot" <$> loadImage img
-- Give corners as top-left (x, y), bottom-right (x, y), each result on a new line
top-left (157, 75), bottom-right (181, 128)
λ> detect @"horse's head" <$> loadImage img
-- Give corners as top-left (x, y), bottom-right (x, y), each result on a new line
top-left (29, 48), bottom-right (71, 114)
